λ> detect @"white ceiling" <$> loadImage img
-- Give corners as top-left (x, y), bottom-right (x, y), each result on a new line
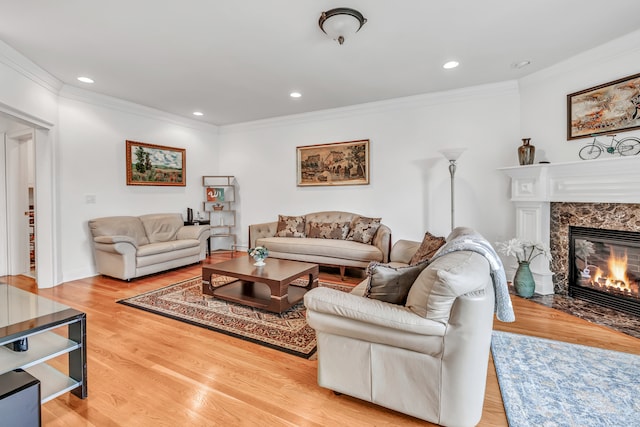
top-left (1, 1), bottom-right (639, 126)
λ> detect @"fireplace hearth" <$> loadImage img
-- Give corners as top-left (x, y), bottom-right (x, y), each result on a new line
top-left (569, 226), bottom-right (640, 317)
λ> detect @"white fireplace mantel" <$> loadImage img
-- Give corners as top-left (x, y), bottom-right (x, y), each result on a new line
top-left (499, 156), bottom-right (640, 294)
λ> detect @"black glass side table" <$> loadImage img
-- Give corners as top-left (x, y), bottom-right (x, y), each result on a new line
top-left (0, 284), bottom-right (87, 403)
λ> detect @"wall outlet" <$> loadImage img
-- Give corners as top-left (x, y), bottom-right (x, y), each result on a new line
top-left (85, 194), bottom-right (96, 204)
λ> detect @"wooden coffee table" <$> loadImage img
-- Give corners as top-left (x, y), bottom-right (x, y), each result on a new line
top-left (201, 257), bottom-right (319, 313)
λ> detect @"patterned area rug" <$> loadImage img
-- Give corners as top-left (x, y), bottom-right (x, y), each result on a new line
top-left (117, 277), bottom-right (352, 359)
top-left (491, 331), bottom-right (640, 426)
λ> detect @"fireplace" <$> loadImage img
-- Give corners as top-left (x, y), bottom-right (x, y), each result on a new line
top-left (569, 226), bottom-right (640, 316)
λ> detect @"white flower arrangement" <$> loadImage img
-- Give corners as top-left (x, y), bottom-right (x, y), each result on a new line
top-left (496, 238), bottom-right (551, 263)
top-left (248, 246), bottom-right (269, 258)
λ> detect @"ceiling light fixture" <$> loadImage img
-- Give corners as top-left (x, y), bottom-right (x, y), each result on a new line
top-left (290, 92), bottom-right (302, 98)
top-left (77, 76), bottom-right (94, 83)
top-left (443, 61), bottom-right (459, 70)
top-left (193, 111), bottom-right (203, 116)
top-left (319, 8), bottom-right (367, 45)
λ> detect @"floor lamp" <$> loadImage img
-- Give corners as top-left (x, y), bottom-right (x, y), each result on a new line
top-left (439, 148), bottom-right (467, 231)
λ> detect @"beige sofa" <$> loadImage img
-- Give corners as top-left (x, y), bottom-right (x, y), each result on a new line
top-left (249, 211), bottom-right (391, 278)
top-left (304, 227), bottom-right (498, 427)
top-left (89, 213), bottom-right (210, 280)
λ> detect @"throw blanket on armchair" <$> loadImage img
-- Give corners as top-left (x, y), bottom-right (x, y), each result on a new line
top-left (431, 233), bottom-right (516, 322)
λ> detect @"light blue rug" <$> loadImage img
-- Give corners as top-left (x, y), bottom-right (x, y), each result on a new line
top-left (491, 331), bottom-right (640, 426)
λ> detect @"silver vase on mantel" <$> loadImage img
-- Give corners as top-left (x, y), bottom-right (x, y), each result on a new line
top-left (518, 138), bottom-right (535, 165)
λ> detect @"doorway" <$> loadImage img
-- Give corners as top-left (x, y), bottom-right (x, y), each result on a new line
top-left (4, 128), bottom-right (36, 278)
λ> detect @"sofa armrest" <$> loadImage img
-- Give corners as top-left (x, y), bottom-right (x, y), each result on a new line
top-left (390, 239), bottom-right (421, 264)
top-left (176, 224), bottom-right (210, 241)
top-left (249, 221), bottom-right (278, 248)
top-left (371, 224), bottom-right (391, 263)
top-left (93, 235), bottom-right (138, 256)
top-left (304, 287), bottom-right (446, 336)
top-left (94, 235), bottom-right (137, 247)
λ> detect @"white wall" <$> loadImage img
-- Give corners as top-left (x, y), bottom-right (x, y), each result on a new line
top-left (520, 29), bottom-right (640, 162)
top-left (57, 91), bottom-right (219, 281)
top-left (219, 82), bottom-right (521, 248)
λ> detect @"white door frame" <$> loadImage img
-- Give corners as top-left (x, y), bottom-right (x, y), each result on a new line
top-left (0, 102), bottom-right (57, 288)
top-left (5, 128), bottom-right (34, 276)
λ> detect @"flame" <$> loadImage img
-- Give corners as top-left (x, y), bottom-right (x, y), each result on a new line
top-left (593, 248), bottom-right (631, 292)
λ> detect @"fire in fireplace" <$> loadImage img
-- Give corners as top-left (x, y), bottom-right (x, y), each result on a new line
top-left (569, 226), bottom-right (640, 317)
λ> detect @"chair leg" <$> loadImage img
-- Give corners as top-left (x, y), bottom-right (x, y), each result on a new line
top-left (339, 266), bottom-right (346, 281)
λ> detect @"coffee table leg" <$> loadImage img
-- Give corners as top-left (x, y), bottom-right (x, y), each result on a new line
top-left (305, 272), bottom-right (319, 289)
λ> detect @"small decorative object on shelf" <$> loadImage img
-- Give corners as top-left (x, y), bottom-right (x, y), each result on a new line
top-left (496, 238), bottom-right (551, 298)
top-left (248, 246), bottom-right (269, 266)
top-left (518, 138), bottom-right (535, 165)
top-left (213, 203), bottom-right (224, 211)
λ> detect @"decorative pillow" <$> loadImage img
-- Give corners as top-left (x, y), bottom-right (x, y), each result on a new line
top-left (275, 215), bottom-right (306, 237)
top-left (346, 216), bottom-right (381, 244)
top-left (409, 231), bottom-right (447, 265)
top-left (364, 261), bottom-right (429, 305)
top-left (305, 221), bottom-right (350, 239)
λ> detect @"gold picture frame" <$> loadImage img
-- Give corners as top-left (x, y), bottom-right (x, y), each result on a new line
top-left (126, 140), bottom-right (186, 186)
top-left (297, 139), bottom-right (369, 186)
top-left (567, 72), bottom-right (640, 140)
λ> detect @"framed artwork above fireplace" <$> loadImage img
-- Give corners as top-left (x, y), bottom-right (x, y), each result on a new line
top-left (567, 72), bottom-right (640, 140)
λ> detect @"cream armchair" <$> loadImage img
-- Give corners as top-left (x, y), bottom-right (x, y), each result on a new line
top-left (304, 229), bottom-right (496, 427)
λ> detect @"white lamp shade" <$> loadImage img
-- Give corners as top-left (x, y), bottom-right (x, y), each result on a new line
top-left (439, 147), bottom-right (467, 161)
top-left (321, 14), bottom-right (361, 42)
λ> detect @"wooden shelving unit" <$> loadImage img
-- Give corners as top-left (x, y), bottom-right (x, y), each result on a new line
top-left (202, 176), bottom-right (237, 252)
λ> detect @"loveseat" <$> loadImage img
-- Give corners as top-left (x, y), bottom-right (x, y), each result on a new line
top-left (248, 211), bottom-right (391, 279)
top-left (89, 213), bottom-right (210, 280)
top-left (305, 227), bottom-right (508, 427)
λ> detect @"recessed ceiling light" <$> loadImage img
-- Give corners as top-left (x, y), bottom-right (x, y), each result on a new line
top-left (511, 60), bottom-right (531, 69)
top-left (443, 61), bottom-right (459, 70)
top-left (290, 92), bottom-right (302, 98)
top-left (193, 111), bottom-right (204, 116)
top-left (77, 76), bottom-right (94, 83)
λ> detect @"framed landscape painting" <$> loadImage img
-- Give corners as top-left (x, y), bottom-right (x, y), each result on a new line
top-left (297, 139), bottom-right (369, 187)
top-left (567, 72), bottom-right (640, 140)
top-left (126, 140), bottom-right (186, 186)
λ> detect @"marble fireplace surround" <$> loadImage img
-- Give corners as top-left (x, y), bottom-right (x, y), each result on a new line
top-left (500, 156), bottom-right (640, 295)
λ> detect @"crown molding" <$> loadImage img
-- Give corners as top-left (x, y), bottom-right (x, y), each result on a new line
top-left (58, 85), bottom-right (219, 134)
top-left (220, 80), bottom-right (519, 134)
top-left (519, 29), bottom-right (640, 89)
top-left (0, 40), bottom-right (63, 93)
top-left (0, 100), bottom-right (55, 130)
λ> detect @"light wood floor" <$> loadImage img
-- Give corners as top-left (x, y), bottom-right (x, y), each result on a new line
top-left (3, 252), bottom-right (639, 427)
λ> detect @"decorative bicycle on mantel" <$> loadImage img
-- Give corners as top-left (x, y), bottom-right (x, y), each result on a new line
top-left (578, 133), bottom-right (640, 160)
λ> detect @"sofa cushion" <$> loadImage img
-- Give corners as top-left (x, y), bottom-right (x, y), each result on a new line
top-left (409, 232), bottom-right (447, 265)
top-left (136, 239), bottom-right (201, 257)
top-left (405, 251), bottom-right (489, 322)
top-left (257, 237), bottom-right (383, 263)
top-left (346, 216), bottom-right (381, 244)
top-left (364, 261), bottom-right (429, 304)
top-left (276, 215), bottom-right (306, 237)
top-left (89, 216), bottom-right (150, 247)
top-left (139, 213), bottom-right (184, 243)
top-left (306, 221), bottom-right (351, 239)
